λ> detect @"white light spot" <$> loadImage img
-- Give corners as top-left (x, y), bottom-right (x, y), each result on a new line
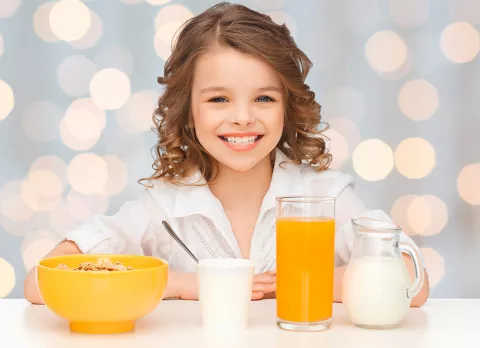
top-left (440, 22), bottom-right (480, 63)
top-left (67, 153), bottom-right (109, 195)
top-left (366, 31), bottom-right (408, 73)
top-left (353, 139), bottom-right (394, 181)
top-left (394, 138), bottom-right (436, 179)
top-left (34, 2), bottom-right (60, 43)
top-left (398, 79), bottom-right (439, 121)
top-left (49, 0), bottom-right (92, 42)
top-left (90, 68), bottom-right (131, 110)
top-left (0, 181), bottom-right (35, 222)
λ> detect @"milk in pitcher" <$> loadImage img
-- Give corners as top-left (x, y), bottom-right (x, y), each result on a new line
top-left (342, 256), bottom-right (412, 328)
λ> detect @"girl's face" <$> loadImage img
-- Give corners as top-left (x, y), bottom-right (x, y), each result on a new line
top-left (191, 46), bottom-right (285, 173)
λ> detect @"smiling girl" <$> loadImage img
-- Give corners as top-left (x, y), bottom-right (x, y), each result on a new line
top-left (25, 2), bottom-right (429, 306)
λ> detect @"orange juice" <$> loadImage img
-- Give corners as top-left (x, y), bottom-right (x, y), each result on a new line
top-left (276, 217), bottom-right (335, 323)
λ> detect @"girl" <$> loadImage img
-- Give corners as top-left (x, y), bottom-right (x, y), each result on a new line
top-left (25, 2), bottom-right (429, 305)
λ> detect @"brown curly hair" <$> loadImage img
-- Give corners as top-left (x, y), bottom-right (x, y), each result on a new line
top-left (141, 2), bottom-right (331, 186)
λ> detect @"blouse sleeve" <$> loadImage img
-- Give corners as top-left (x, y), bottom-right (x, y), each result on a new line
top-left (63, 187), bottom-right (173, 260)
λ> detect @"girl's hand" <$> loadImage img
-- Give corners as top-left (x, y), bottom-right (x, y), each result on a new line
top-left (252, 270), bottom-right (276, 300)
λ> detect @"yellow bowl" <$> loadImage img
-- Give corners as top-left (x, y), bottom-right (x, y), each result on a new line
top-left (36, 254), bottom-right (168, 334)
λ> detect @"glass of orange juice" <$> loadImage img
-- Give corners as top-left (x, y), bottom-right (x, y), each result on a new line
top-left (275, 196), bottom-right (335, 332)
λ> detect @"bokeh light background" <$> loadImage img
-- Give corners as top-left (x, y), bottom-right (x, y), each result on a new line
top-left (1, 0), bottom-right (479, 299)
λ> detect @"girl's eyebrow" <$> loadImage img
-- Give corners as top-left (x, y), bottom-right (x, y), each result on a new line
top-left (200, 85), bottom-right (282, 94)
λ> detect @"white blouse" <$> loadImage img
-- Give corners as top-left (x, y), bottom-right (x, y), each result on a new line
top-left (64, 148), bottom-right (424, 274)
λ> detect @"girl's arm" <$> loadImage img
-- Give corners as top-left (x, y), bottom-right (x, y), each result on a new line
top-left (24, 241), bottom-right (82, 304)
top-left (333, 254), bottom-right (430, 307)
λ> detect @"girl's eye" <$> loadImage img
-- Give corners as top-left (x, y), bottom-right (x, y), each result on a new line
top-left (256, 96), bottom-right (274, 102)
top-left (209, 97), bottom-right (228, 103)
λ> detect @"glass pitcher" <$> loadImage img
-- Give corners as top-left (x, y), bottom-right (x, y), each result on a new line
top-left (342, 217), bottom-right (425, 329)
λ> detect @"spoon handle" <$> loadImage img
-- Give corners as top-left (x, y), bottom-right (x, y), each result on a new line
top-left (162, 220), bottom-right (199, 264)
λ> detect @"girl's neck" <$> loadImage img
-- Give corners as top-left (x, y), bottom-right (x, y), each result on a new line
top-left (209, 155), bottom-right (273, 210)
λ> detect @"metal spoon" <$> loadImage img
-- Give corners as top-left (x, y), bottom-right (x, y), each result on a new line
top-left (161, 220), bottom-right (199, 264)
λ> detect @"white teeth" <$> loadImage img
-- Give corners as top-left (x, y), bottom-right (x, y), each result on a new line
top-left (222, 136), bottom-right (260, 144)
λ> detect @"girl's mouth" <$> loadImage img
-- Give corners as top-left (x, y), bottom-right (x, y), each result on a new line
top-left (218, 135), bottom-right (263, 145)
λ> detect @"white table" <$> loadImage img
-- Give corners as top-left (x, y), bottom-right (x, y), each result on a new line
top-left (0, 299), bottom-right (478, 347)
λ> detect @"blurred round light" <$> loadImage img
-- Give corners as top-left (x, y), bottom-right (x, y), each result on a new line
top-left (457, 163), bottom-right (480, 205)
top-left (0, 0), bottom-right (20, 19)
top-left (34, 2), bottom-right (60, 43)
top-left (57, 55), bottom-right (97, 97)
top-left (0, 80), bottom-right (14, 121)
top-left (21, 170), bottom-right (63, 212)
top-left (323, 87), bottom-right (365, 121)
top-left (30, 156), bottom-right (68, 191)
top-left (64, 108), bottom-right (103, 141)
top-left (398, 79), bottom-right (439, 121)
top-left (68, 97), bottom-right (106, 129)
top-left (440, 22), bottom-right (480, 63)
top-left (420, 248), bottom-right (445, 288)
top-left (49, 0), bottom-right (91, 41)
top-left (324, 129), bottom-right (349, 170)
top-left (267, 11), bottom-right (297, 38)
top-left (394, 137), bottom-right (436, 179)
top-left (66, 189), bottom-right (109, 222)
top-left (102, 155), bottom-right (128, 196)
top-left (60, 108), bottom-right (103, 151)
top-left (90, 68), bottom-right (131, 110)
top-left (366, 31), bottom-right (407, 73)
top-left (390, 194), bottom-right (418, 236)
top-left (22, 232), bottom-right (58, 271)
top-left (353, 139), bottom-right (394, 181)
top-left (67, 153), bottom-right (109, 195)
top-left (146, 0), bottom-right (172, 5)
top-left (0, 258), bottom-right (15, 298)
top-left (389, 0), bottom-right (429, 27)
top-left (22, 101), bottom-right (62, 142)
top-left (0, 181), bottom-right (35, 222)
top-left (154, 4), bottom-right (193, 33)
top-left (328, 117), bottom-right (362, 150)
top-left (407, 195), bottom-right (448, 236)
top-left (121, 0), bottom-right (143, 4)
top-left (94, 44), bottom-right (134, 76)
top-left (116, 90), bottom-right (157, 133)
top-left (68, 10), bottom-right (102, 49)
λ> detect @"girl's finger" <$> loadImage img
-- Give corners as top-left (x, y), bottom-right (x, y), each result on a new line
top-left (252, 283), bottom-right (276, 293)
top-left (252, 291), bottom-right (264, 300)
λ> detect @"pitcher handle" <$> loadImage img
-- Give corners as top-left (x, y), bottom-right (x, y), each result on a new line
top-left (398, 242), bottom-right (425, 299)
